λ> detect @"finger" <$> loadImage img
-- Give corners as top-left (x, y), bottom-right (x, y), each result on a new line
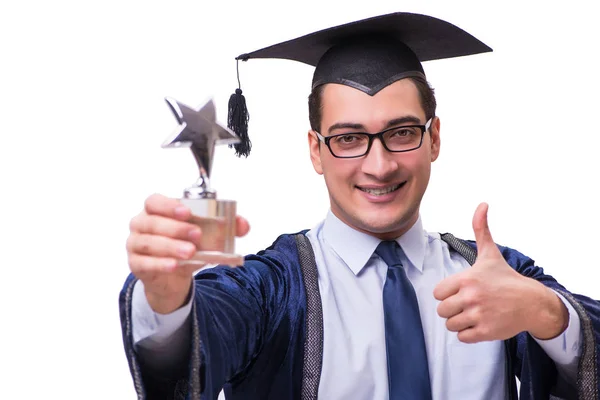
top-left (129, 254), bottom-right (205, 278)
top-left (236, 216), bottom-right (251, 237)
top-left (457, 327), bottom-right (483, 344)
top-left (446, 311), bottom-right (475, 333)
top-left (127, 232), bottom-right (197, 259)
top-left (144, 193), bottom-right (191, 221)
top-left (130, 214), bottom-right (202, 244)
top-left (129, 253), bottom-right (178, 275)
top-left (437, 294), bottom-right (464, 319)
top-left (472, 202), bottom-right (500, 259)
top-left (433, 274), bottom-right (462, 301)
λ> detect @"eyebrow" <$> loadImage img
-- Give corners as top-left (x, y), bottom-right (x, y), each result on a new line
top-left (327, 115), bottom-right (423, 135)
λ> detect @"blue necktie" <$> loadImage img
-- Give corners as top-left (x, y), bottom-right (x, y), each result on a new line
top-left (375, 241), bottom-right (432, 400)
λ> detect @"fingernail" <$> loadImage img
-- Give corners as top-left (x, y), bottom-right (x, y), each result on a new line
top-left (188, 228), bottom-right (201, 240)
top-left (178, 243), bottom-right (195, 258)
top-left (174, 206), bottom-right (189, 218)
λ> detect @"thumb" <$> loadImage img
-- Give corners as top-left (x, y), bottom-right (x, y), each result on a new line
top-left (236, 215), bottom-right (251, 237)
top-left (472, 202), bottom-right (500, 259)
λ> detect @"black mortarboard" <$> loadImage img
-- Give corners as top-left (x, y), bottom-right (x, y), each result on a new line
top-left (227, 12), bottom-right (492, 157)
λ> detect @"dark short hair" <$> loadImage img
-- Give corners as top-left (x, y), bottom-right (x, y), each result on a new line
top-left (308, 76), bottom-right (437, 132)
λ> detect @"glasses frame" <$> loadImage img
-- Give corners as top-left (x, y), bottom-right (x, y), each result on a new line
top-left (314, 118), bottom-right (433, 159)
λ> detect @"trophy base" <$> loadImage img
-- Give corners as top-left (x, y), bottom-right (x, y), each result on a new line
top-left (180, 197), bottom-right (243, 267)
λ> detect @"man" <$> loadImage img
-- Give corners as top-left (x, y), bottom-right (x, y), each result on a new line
top-left (119, 12), bottom-right (600, 400)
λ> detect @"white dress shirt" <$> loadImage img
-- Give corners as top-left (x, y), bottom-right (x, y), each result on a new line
top-left (132, 211), bottom-right (582, 399)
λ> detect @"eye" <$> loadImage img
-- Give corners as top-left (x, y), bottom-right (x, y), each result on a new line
top-left (391, 127), bottom-right (417, 137)
top-left (334, 134), bottom-right (363, 144)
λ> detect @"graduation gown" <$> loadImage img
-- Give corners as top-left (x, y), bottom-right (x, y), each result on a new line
top-left (119, 231), bottom-right (600, 400)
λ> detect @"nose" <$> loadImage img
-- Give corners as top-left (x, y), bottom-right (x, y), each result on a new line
top-left (360, 137), bottom-right (399, 180)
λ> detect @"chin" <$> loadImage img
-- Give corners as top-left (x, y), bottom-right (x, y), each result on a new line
top-left (351, 211), bottom-right (409, 237)
top-left (356, 198), bottom-right (423, 235)
top-left (330, 190), bottom-right (420, 237)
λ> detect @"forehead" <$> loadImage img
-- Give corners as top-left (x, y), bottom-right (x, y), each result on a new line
top-left (320, 79), bottom-right (425, 128)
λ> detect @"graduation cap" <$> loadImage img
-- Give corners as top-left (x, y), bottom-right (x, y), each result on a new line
top-left (227, 12), bottom-right (492, 157)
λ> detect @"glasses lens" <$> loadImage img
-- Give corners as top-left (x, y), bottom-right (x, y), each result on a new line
top-left (383, 127), bottom-right (422, 151)
top-left (329, 133), bottom-right (369, 157)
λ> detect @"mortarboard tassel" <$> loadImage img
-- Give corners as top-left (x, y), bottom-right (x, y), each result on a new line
top-left (228, 60), bottom-right (251, 157)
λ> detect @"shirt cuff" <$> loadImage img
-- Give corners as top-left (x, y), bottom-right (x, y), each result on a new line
top-left (131, 279), bottom-right (195, 346)
top-left (532, 290), bottom-right (582, 378)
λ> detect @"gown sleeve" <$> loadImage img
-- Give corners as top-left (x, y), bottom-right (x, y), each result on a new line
top-left (119, 247), bottom-right (298, 400)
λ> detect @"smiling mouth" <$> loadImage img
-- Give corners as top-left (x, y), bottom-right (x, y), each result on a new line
top-left (357, 182), bottom-right (406, 196)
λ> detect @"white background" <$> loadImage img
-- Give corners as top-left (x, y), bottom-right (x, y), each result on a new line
top-left (1, 0), bottom-right (599, 398)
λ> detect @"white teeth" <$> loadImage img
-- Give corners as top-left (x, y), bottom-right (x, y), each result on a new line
top-left (360, 184), bottom-right (401, 196)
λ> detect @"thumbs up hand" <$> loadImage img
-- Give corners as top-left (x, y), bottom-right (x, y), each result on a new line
top-left (433, 203), bottom-right (569, 343)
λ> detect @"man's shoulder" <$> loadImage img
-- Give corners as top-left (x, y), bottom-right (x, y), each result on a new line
top-left (241, 230), bottom-right (310, 268)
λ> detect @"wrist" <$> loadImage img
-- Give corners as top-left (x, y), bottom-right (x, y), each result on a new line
top-left (526, 283), bottom-right (569, 340)
top-left (145, 280), bottom-right (193, 315)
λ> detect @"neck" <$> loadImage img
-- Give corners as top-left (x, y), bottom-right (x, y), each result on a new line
top-left (330, 208), bottom-right (420, 241)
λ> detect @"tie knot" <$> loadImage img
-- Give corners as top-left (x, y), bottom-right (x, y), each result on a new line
top-left (375, 240), bottom-right (403, 268)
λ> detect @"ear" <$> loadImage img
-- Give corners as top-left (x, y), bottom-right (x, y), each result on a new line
top-left (429, 117), bottom-right (441, 162)
top-left (308, 130), bottom-right (323, 175)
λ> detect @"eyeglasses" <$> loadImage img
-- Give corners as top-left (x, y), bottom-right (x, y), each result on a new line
top-left (314, 118), bottom-right (433, 158)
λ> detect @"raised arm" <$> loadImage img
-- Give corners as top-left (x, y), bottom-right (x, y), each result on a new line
top-left (120, 193), bottom-right (283, 399)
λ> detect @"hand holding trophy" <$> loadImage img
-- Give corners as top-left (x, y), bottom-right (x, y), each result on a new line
top-left (162, 97), bottom-right (245, 268)
top-left (126, 97), bottom-right (248, 314)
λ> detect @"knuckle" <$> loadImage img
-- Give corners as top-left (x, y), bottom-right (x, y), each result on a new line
top-left (436, 303), bottom-right (445, 317)
top-left (131, 234), bottom-right (154, 255)
top-left (143, 196), bottom-right (153, 212)
top-left (438, 302), bottom-right (451, 319)
top-left (470, 306), bottom-right (482, 322)
top-left (129, 216), bottom-right (137, 232)
top-left (463, 288), bottom-right (481, 306)
top-left (131, 211), bottom-right (155, 234)
top-left (460, 274), bottom-right (477, 288)
top-left (128, 254), bottom-right (144, 275)
top-left (139, 237), bottom-right (153, 254)
top-left (462, 292), bottom-right (474, 306)
top-left (129, 213), bottom-right (143, 232)
top-left (125, 235), bottom-right (135, 252)
top-left (144, 193), bottom-right (161, 212)
top-left (127, 252), bottom-right (136, 268)
top-left (135, 260), bottom-right (150, 276)
top-left (467, 309), bottom-right (483, 330)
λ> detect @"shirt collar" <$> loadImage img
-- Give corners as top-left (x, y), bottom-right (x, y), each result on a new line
top-left (396, 216), bottom-right (426, 274)
top-left (322, 211), bottom-right (427, 275)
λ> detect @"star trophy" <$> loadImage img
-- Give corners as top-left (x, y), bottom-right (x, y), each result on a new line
top-left (162, 97), bottom-right (244, 267)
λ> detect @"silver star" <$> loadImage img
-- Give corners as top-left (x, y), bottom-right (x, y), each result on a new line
top-left (162, 97), bottom-right (240, 179)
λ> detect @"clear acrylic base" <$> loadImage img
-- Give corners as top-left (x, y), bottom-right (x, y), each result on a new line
top-left (179, 197), bottom-right (243, 267)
